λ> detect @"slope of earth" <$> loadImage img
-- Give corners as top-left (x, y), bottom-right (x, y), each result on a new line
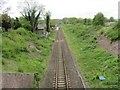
top-left (62, 24), bottom-right (118, 88)
top-left (2, 28), bottom-right (55, 83)
top-left (97, 35), bottom-right (118, 56)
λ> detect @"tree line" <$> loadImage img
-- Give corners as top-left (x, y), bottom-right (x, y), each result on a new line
top-left (0, 0), bottom-right (51, 34)
top-left (62, 13), bottom-right (118, 26)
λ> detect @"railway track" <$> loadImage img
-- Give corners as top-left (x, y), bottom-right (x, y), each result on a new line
top-left (53, 29), bottom-right (71, 89)
top-left (41, 27), bottom-right (85, 89)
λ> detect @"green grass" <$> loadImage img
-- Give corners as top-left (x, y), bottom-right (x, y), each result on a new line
top-left (62, 24), bottom-right (118, 88)
top-left (2, 27), bottom-right (55, 81)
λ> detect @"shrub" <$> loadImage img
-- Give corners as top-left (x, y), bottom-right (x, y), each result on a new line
top-left (99, 27), bottom-right (118, 41)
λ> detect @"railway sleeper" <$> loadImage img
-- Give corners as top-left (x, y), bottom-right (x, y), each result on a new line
top-left (57, 84), bottom-right (66, 87)
top-left (58, 81), bottom-right (65, 83)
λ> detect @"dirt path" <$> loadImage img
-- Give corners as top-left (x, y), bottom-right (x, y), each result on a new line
top-left (40, 28), bottom-right (86, 89)
top-left (97, 35), bottom-right (118, 56)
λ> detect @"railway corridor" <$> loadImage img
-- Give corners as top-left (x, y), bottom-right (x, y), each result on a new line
top-left (41, 29), bottom-right (86, 89)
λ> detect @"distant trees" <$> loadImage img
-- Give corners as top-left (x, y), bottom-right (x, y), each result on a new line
top-left (109, 17), bottom-right (115, 22)
top-left (104, 17), bottom-right (109, 23)
top-left (62, 12), bottom-right (117, 27)
top-left (93, 13), bottom-right (105, 26)
top-left (62, 17), bottom-right (92, 25)
top-left (62, 18), bottom-right (68, 24)
top-left (104, 17), bottom-right (115, 23)
top-left (78, 18), bottom-right (84, 24)
top-left (62, 17), bottom-right (79, 24)
top-left (68, 17), bottom-right (79, 24)
top-left (50, 19), bottom-right (58, 25)
top-left (83, 18), bottom-right (92, 25)
top-left (19, 0), bottom-right (45, 32)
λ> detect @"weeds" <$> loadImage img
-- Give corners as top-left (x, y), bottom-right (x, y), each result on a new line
top-left (2, 27), bottom-right (55, 82)
top-left (63, 24), bottom-right (118, 88)
top-left (98, 26), bottom-right (119, 42)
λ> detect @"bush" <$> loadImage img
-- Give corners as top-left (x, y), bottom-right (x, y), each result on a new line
top-left (19, 17), bottom-right (31, 31)
top-left (2, 28), bottom-right (36, 58)
top-left (99, 27), bottom-right (118, 41)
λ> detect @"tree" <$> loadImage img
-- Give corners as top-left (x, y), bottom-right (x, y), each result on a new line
top-left (83, 18), bottom-right (87, 25)
top-left (83, 18), bottom-right (92, 25)
top-left (68, 17), bottom-right (78, 24)
top-left (93, 12), bottom-right (105, 26)
top-left (1, 13), bottom-right (11, 31)
top-left (62, 18), bottom-right (69, 24)
top-left (19, 17), bottom-right (31, 30)
top-left (78, 18), bottom-right (84, 24)
top-left (109, 17), bottom-right (115, 22)
top-left (45, 11), bottom-right (51, 32)
top-left (86, 18), bottom-right (92, 25)
top-left (104, 17), bottom-right (109, 22)
top-left (14, 17), bottom-right (21, 29)
top-left (19, 0), bottom-right (45, 32)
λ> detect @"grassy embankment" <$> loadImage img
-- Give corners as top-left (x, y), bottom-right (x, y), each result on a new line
top-left (62, 24), bottom-right (118, 88)
top-left (2, 28), bottom-right (55, 79)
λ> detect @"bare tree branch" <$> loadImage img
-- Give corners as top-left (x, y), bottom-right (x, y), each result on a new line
top-left (18, 0), bottom-right (45, 32)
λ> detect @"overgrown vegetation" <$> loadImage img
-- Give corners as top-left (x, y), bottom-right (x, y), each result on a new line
top-left (62, 12), bottom-right (119, 42)
top-left (1, 0), bottom-right (57, 87)
top-left (62, 24), bottom-right (118, 88)
top-left (98, 26), bottom-right (119, 42)
top-left (2, 27), bottom-right (55, 80)
top-left (93, 13), bottom-right (105, 26)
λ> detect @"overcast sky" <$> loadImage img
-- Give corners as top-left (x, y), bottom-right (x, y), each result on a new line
top-left (2, 0), bottom-right (120, 19)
